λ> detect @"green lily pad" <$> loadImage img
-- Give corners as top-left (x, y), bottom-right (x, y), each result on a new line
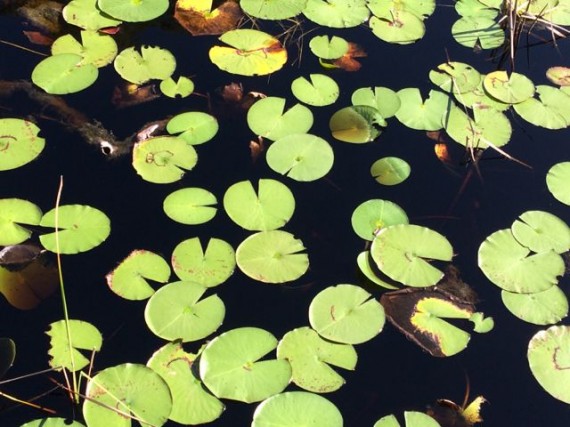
top-left (47, 319), bottom-right (102, 371)
top-left (329, 105), bottom-right (384, 143)
top-left (369, 10), bottom-right (426, 45)
top-left (63, 0), bottom-right (122, 30)
top-left (483, 71), bottom-right (535, 104)
top-left (209, 29), bottom-right (287, 76)
top-left (252, 391), bottom-right (343, 427)
top-left (453, 77), bottom-right (511, 111)
top-left (528, 325), bottom-right (570, 404)
top-left (166, 111), bottom-right (218, 145)
top-left (277, 327), bottom-right (356, 393)
top-left (31, 53), bottom-right (98, 94)
top-left (51, 30), bottom-right (118, 67)
top-left (356, 251), bottom-right (399, 290)
top-left (351, 86), bottom-right (401, 119)
top-left (546, 66), bottom-right (570, 86)
top-left (147, 342), bottom-right (224, 425)
top-left (21, 419), bottom-right (86, 427)
top-left (371, 224), bottom-right (453, 287)
top-left (451, 16), bottom-right (504, 49)
top-left (39, 204), bottom-right (111, 254)
top-left (511, 211), bottom-right (570, 254)
top-left (247, 97), bottom-right (313, 140)
top-left (370, 157), bottom-right (411, 185)
top-left (163, 187), bottom-right (217, 225)
top-left (223, 179), bottom-right (295, 231)
top-left (0, 337), bottom-right (15, 379)
top-left (478, 229), bottom-right (565, 293)
top-left (291, 74), bottom-right (339, 106)
top-left (351, 199), bottom-right (409, 241)
top-left (309, 284), bottom-right (385, 344)
top-left (502, 286), bottom-right (568, 325)
top-left (199, 327), bottom-right (291, 403)
top-left (83, 363), bottom-right (172, 427)
top-left (106, 250), bottom-right (171, 300)
top-left (266, 133), bottom-right (334, 181)
top-left (114, 46), bottom-right (176, 85)
top-left (240, 0), bottom-right (307, 19)
top-left (374, 411), bottom-right (442, 427)
top-left (0, 118), bottom-right (45, 171)
top-left (132, 136), bottom-right (198, 183)
top-left (145, 281), bottom-right (225, 342)
top-left (160, 76), bottom-right (195, 98)
top-left (309, 35), bottom-right (349, 60)
top-left (395, 89), bottom-right (449, 130)
top-left (0, 198), bottom-right (42, 245)
top-left (98, 0), bottom-right (169, 22)
top-left (445, 105), bottom-right (512, 149)
top-left (303, 0), bottom-right (370, 28)
top-left (513, 85), bottom-right (570, 129)
top-left (429, 61), bottom-right (482, 94)
top-left (236, 230), bottom-right (309, 284)
top-left (546, 162), bottom-right (570, 205)
top-left (171, 237), bottom-right (235, 287)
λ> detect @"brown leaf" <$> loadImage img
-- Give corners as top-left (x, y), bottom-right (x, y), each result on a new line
top-left (22, 30), bottom-right (53, 46)
top-left (174, 0), bottom-right (242, 36)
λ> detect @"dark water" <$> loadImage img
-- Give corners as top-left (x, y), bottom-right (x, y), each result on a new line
top-left (1, 4), bottom-right (570, 427)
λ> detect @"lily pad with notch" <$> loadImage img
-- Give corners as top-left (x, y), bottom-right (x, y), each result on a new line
top-left (114, 46), bottom-right (176, 85)
top-left (163, 187), bottom-right (217, 225)
top-left (47, 319), bottom-right (102, 371)
top-left (351, 86), bottom-right (401, 119)
top-left (303, 0), bottom-right (370, 28)
top-left (395, 89), bottom-right (450, 131)
top-left (98, 0), bottom-right (169, 22)
top-left (329, 105), bottom-right (384, 143)
top-left (451, 16), bottom-right (504, 49)
top-left (166, 111), bottom-right (218, 145)
top-left (291, 74), bottom-right (339, 106)
top-left (356, 251), bottom-right (400, 290)
top-left (351, 199), bottom-right (409, 241)
top-left (241, 0), bottom-right (307, 19)
top-left (51, 30), bottom-right (118, 68)
top-left (247, 97), bottom-right (313, 140)
top-left (0, 198), bottom-right (42, 245)
top-left (483, 71), bottom-right (535, 104)
top-left (62, 0), bottom-right (122, 30)
top-left (502, 286), bottom-right (568, 325)
top-left (373, 411), bottom-right (442, 427)
top-left (370, 157), bottom-right (411, 186)
top-left (511, 210), bottom-right (570, 254)
top-left (31, 53), bottom-right (98, 94)
top-left (429, 61), bottom-right (482, 94)
top-left (513, 85), bottom-right (570, 129)
top-left (160, 76), bottom-right (195, 98)
top-left (0, 119), bottom-right (45, 172)
top-left (309, 35), bottom-right (349, 60)
top-left (21, 419), bottom-right (86, 427)
top-left (369, 9), bottom-right (426, 45)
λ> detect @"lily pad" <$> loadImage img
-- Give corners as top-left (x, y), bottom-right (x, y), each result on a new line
top-left (114, 46), bottom-right (176, 85)
top-left (223, 179), bottom-right (295, 231)
top-left (303, 0), bottom-right (370, 28)
top-left (429, 61), bottom-right (482, 94)
top-left (291, 74), bottom-right (339, 106)
top-left (356, 251), bottom-right (399, 290)
top-left (160, 76), bottom-right (195, 98)
top-left (502, 286), bottom-right (568, 325)
top-left (483, 71), bottom-right (535, 104)
top-left (309, 284), bottom-right (385, 344)
top-left (21, 419), bottom-right (86, 427)
top-left (240, 0), bottom-right (306, 19)
top-left (132, 136), bottom-right (198, 184)
top-left (252, 391), bottom-right (343, 427)
top-left (47, 319), bottom-right (102, 371)
top-left (369, 10), bottom-right (426, 45)
top-left (106, 250), bottom-right (171, 300)
top-left (0, 198), bottom-right (42, 245)
top-left (351, 86), bottom-right (401, 119)
top-left (451, 16), bottom-right (504, 49)
top-left (546, 162), bottom-right (570, 205)
top-left (209, 29), bottom-right (287, 76)
top-left (370, 157), bottom-right (411, 185)
top-left (51, 30), bottom-right (118, 68)
top-left (528, 326), bottom-right (570, 404)
top-left (445, 105), bottom-right (511, 149)
top-left (63, 0), bottom-right (122, 30)
top-left (171, 237), bottom-right (235, 287)
top-left (309, 35), bottom-right (349, 60)
top-left (546, 66), bottom-right (570, 86)
top-left (351, 199), bottom-right (409, 241)
top-left (236, 230), bottom-right (309, 283)
top-left (98, 0), bottom-right (169, 22)
top-left (277, 327), bottom-right (357, 393)
top-left (371, 224), bottom-right (453, 287)
top-left (83, 363), bottom-right (172, 427)
top-left (374, 411), bottom-right (442, 427)
top-left (145, 281), bottom-right (225, 342)
top-left (0, 118), bottom-right (45, 171)
top-left (163, 187), bottom-right (217, 225)
top-left (166, 111), bottom-right (218, 145)
top-left (513, 85), bottom-right (570, 129)
top-left (329, 105), bottom-right (384, 143)
top-left (39, 204), bottom-right (111, 254)
top-left (199, 327), bottom-right (291, 403)
top-left (247, 97), bottom-right (313, 140)
top-left (511, 211), bottom-right (570, 254)
top-left (395, 89), bottom-right (449, 131)
top-left (31, 53), bottom-right (98, 94)
top-left (266, 134), bottom-right (334, 181)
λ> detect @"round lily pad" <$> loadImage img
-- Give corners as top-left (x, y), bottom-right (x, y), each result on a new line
top-left (98, 0), bottom-right (169, 22)
top-left (513, 85), bottom-right (570, 129)
top-left (145, 281), bottom-right (225, 342)
top-left (329, 105), bottom-right (383, 143)
top-left (39, 204), bottom-right (111, 254)
top-left (236, 230), bottom-right (309, 284)
top-left (303, 0), bottom-right (370, 28)
top-left (171, 237), bottom-right (235, 287)
top-left (511, 210), bottom-right (570, 254)
top-left (266, 134), bottom-right (334, 181)
top-left (371, 224), bottom-right (453, 287)
top-left (395, 88), bottom-right (449, 131)
top-left (51, 30), bottom-right (118, 67)
top-left (374, 411), bottom-right (442, 427)
top-left (309, 284), bottom-right (385, 344)
top-left (0, 198), bottom-right (42, 245)
top-left (451, 16), bottom-right (504, 49)
top-left (546, 162), bottom-right (570, 205)
top-left (63, 0), bottom-right (122, 30)
top-left (276, 327), bottom-right (357, 393)
top-left (369, 10), bottom-right (425, 45)
top-left (546, 66), bottom-right (570, 86)
top-left (199, 327), bottom-right (291, 403)
top-left (247, 97), bottom-right (313, 140)
top-left (351, 199), bottom-right (409, 241)
top-left (223, 179), bottom-right (295, 231)
top-left (528, 325), bottom-right (570, 404)
top-left (21, 418), bottom-right (86, 427)
top-left (163, 187), bottom-right (217, 225)
top-left (309, 35), bottom-right (349, 60)
top-left (502, 286), bottom-right (568, 325)
top-left (31, 53), bottom-right (98, 94)
top-left (291, 74), bottom-right (339, 106)
top-left (429, 61), bottom-right (482, 94)
top-left (0, 118), bottom-right (45, 171)
top-left (370, 157), bottom-right (411, 185)
top-left (166, 112), bottom-right (218, 145)
top-left (351, 86), bottom-right (401, 119)
top-left (240, 0), bottom-right (306, 19)
top-left (478, 229), bottom-right (565, 293)
top-left (114, 46), bottom-right (176, 84)
top-left (160, 76), bottom-right (195, 98)
top-left (445, 105), bottom-right (511, 148)
top-left (132, 136), bottom-right (198, 184)
top-left (483, 71), bottom-right (535, 104)
top-left (252, 391), bottom-right (343, 427)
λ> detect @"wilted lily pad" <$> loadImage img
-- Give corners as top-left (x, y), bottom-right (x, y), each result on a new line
top-left (371, 224), bottom-right (453, 287)
top-left (511, 211), bottom-right (570, 254)
top-left (309, 284), bottom-right (385, 344)
top-left (0, 119), bottom-right (45, 172)
top-left (145, 281), bottom-right (225, 342)
top-left (163, 187), bottom-right (217, 225)
top-left (329, 105), bottom-right (384, 143)
top-left (236, 230), bottom-right (309, 283)
top-left (106, 250), bottom-right (171, 300)
top-left (114, 46), bottom-right (176, 84)
top-left (47, 319), bottom-right (102, 371)
top-left (83, 363), bottom-right (172, 427)
top-left (546, 162), bottom-right (570, 205)
top-left (32, 53), bottom-right (98, 94)
top-left (252, 391), bottom-right (343, 427)
top-left (502, 286), bottom-right (568, 325)
top-left (528, 326), bottom-right (570, 404)
top-left (0, 198), bottom-right (42, 245)
top-left (174, 0), bottom-right (242, 36)
top-left (132, 136), bottom-right (198, 183)
top-left (199, 327), bottom-right (291, 403)
top-left (351, 199), bottom-right (409, 241)
top-left (247, 97), bottom-right (313, 140)
top-left (291, 74), bottom-right (339, 106)
top-left (39, 204), bottom-right (111, 254)
top-left (370, 157), bottom-right (411, 185)
top-left (171, 237), bottom-right (235, 287)
top-left (98, 0), bottom-right (169, 22)
top-left (166, 112), bottom-right (218, 145)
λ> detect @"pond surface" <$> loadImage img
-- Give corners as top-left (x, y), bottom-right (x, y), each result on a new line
top-left (1, 2), bottom-right (569, 426)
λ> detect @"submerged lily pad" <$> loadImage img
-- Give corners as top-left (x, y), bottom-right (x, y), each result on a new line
top-left (32, 53), bottom-right (98, 94)
top-left (0, 198), bottom-right (42, 245)
top-left (0, 119), bottom-right (45, 171)
top-left (370, 157), bottom-right (411, 185)
top-left (351, 199), bottom-right (409, 241)
top-left (199, 327), bottom-right (291, 403)
top-left (236, 230), bottom-right (309, 283)
top-left (47, 319), bottom-right (102, 371)
top-left (247, 97), bottom-right (313, 140)
top-left (546, 162), bottom-right (570, 205)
